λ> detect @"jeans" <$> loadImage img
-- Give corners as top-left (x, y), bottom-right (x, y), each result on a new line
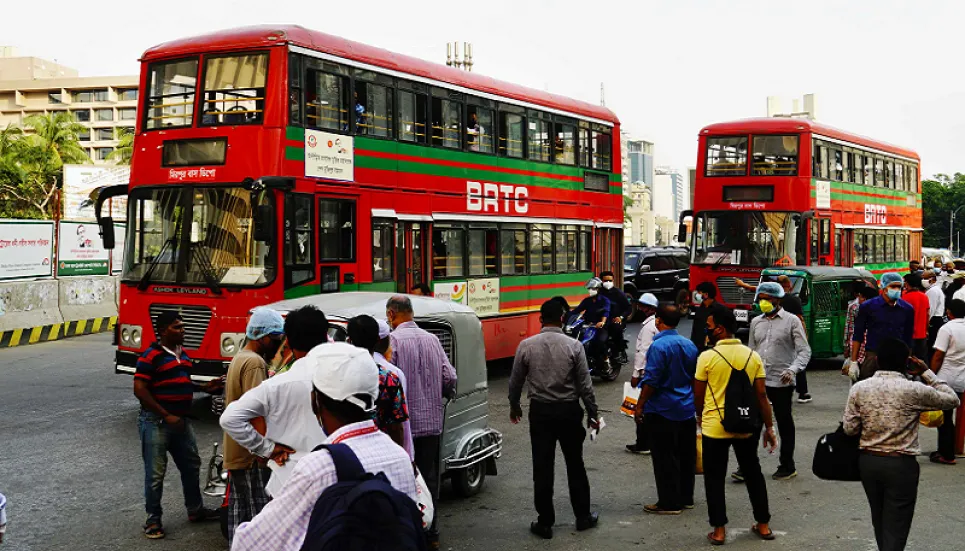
top-left (414, 435), bottom-right (442, 535)
top-left (702, 435), bottom-right (770, 528)
top-left (937, 406), bottom-right (958, 460)
top-left (138, 410), bottom-right (204, 525)
top-left (765, 386), bottom-right (796, 469)
top-left (859, 454), bottom-right (919, 551)
top-left (795, 370), bottom-right (809, 395)
top-left (645, 414), bottom-right (696, 510)
top-left (529, 400), bottom-right (591, 527)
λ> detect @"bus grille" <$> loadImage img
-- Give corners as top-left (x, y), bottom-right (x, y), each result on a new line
top-left (716, 276), bottom-right (761, 306)
top-left (425, 327), bottom-right (454, 364)
top-left (149, 304), bottom-right (212, 350)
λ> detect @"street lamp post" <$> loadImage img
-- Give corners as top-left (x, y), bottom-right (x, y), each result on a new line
top-left (951, 205), bottom-right (965, 255)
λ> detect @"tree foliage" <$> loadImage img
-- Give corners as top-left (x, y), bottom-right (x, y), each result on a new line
top-left (922, 173), bottom-right (965, 250)
top-left (0, 113), bottom-right (91, 219)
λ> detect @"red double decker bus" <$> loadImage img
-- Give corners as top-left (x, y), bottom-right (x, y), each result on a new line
top-left (681, 118), bottom-right (921, 327)
top-left (96, 26), bottom-right (624, 378)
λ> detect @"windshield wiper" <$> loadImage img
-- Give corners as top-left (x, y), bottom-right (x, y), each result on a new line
top-left (137, 237), bottom-right (174, 291)
top-left (188, 242), bottom-right (223, 295)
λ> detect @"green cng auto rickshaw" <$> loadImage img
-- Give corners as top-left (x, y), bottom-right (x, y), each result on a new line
top-left (752, 267), bottom-right (877, 359)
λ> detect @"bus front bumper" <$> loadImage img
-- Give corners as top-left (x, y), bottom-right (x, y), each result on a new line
top-left (115, 350), bottom-right (228, 382)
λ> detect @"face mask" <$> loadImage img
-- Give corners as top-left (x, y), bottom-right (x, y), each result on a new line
top-left (588, 289), bottom-right (598, 297)
top-left (758, 300), bottom-right (775, 314)
top-left (887, 288), bottom-right (902, 301)
top-left (602, 281), bottom-right (614, 290)
top-left (694, 292), bottom-right (704, 303)
top-left (924, 280), bottom-right (933, 289)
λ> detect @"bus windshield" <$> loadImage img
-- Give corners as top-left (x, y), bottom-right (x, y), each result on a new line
top-left (692, 211), bottom-right (803, 267)
top-left (124, 185), bottom-right (275, 287)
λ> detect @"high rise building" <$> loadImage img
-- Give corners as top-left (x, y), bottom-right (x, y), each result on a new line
top-left (0, 49), bottom-right (138, 164)
top-left (655, 166), bottom-right (687, 221)
top-left (624, 182), bottom-right (655, 246)
top-left (626, 138), bottom-right (655, 193)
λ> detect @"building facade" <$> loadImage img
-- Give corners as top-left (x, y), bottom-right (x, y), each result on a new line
top-left (626, 138), bottom-right (655, 192)
top-left (624, 182), bottom-right (655, 247)
top-left (655, 166), bottom-right (687, 221)
top-left (0, 49), bottom-right (138, 164)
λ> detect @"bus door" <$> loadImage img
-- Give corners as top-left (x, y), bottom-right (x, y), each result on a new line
top-left (396, 222), bottom-right (429, 293)
top-left (809, 218), bottom-right (832, 266)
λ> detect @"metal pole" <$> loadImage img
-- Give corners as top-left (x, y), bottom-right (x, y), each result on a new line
top-left (952, 211), bottom-right (955, 252)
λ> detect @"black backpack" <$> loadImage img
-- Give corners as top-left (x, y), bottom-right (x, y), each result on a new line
top-left (812, 424), bottom-right (861, 481)
top-left (707, 349), bottom-right (761, 434)
top-left (299, 443), bottom-right (427, 551)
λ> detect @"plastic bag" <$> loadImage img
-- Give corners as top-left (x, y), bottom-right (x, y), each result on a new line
top-left (620, 382), bottom-right (641, 417)
top-left (414, 468), bottom-right (435, 530)
top-left (920, 410), bottom-right (944, 428)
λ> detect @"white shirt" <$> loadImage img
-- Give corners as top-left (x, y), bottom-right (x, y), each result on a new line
top-left (219, 354), bottom-right (326, 480)
top-left (927, 284), bottom-right (946, 318)
top-left (374, 351), bottom-right (415, 461)
top-left (934, 318), bottom-right (965, 393)
top-left (231, 420), bottom-right (418, 551)
top-left (632, 315), bottom-right (659, 380)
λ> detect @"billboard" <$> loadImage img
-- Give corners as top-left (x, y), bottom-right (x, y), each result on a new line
top-left (0, 220), bottom-right (54, 281)
top-left (63, 164), bottom-right (130, 221)
top-left (58, 221), bottom-right (110, 276)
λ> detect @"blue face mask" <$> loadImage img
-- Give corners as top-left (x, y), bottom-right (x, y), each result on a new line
top-left (886, 288), bottom-right (902, 301)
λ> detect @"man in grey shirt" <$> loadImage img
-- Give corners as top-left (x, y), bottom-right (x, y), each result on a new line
top-left (509, 299), bottom-right (600, 540)
top-left (747, 281), bottom-right (811, 481)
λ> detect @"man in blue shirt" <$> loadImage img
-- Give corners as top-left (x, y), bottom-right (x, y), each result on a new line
top-left (851, 272), bottom-right (916, 381)
top-left (572, 278), bottom-right (611, 361)
top-left (633, 304), bottom-right (699, 515)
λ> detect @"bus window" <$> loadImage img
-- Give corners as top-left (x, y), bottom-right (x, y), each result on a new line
top-left (431, 89), bottom-right (462, 149)
top-left (285, 193), bottom-right (315, 287)
top-left (812, 141), bottom-right (823, 178)
top-left (432, 227), bottom-right (465, 278)
top-left (555, 226), bottom-right (578, 271)
top-left (500, 228), bottom-right (526, 275)
top-left (397, 89), bottom-right (427, 144)
top-left (555, 122), bottom-right (576, 165)
top-left (705, 136), bottom-right (747, 176)
top-left (529, 226), bottom-right (553, 273)
top-left (579, 228), bottom-right (591, 271)
top-left (752, 135), bottom-right (798, 176)
top-left (306, 67), bottom-right (349, 131)
top-left (885, 159), bottom-right (894, 189)
top-left (874, 157), bottom-right (885, 188)
top-left (895, 162), bottom-right (904, 192)
top-left (466, 105), bottom-right (493, 153)
top-left (852, 152), bottom-right (864, 184)
top-left (468, 228), bottom-right (497, 276)
top-left (499, 109), bottom-right (524, 158)
top-left (200, 52), bottom-right (268, 126)
top-left (372, 219), bottom-right (394, 282)
top-left (692, 211), bottom-right (802, 267)
top-left (592, 129), bottom-right (611, 171)
top-left (354, 79), bottom-right (393, 138)
top-left (528, 113), bottom-right (551, 162)
top-left (145, 58), bottom-right (198, 130)
top-left (318, 199), bottom-right (355, 262)
top-left (833, 150), bottom-right (843, 181)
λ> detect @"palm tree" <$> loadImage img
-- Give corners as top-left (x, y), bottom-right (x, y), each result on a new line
top-left (108, 127), bottom-right (134, 165)
top-left (15, 112), bottom-right (91, 217)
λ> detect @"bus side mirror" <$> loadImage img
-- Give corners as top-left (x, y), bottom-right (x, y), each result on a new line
top-left (253, 205), bottom-right (274, 242)
top-left (677, 223), bottom-right (688, 243)
top-left (98, 217), bottom-right (116, 249)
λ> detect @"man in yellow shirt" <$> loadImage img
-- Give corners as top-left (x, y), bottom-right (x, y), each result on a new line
top-left (694, 308), bottom-right (778, 546)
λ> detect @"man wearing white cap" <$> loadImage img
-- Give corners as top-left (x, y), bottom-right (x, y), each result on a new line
top-left (626, 293), bottom-right (659, 455)
top-left (232, 343), bottom-right (417, 551)
top-left (222, 307), bottom-right (286, 545)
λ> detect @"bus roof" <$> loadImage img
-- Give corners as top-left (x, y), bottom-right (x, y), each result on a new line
top-left (700, 118), bottom-right (919, 160)
top-left (141, 25), bottom-right (619, 125)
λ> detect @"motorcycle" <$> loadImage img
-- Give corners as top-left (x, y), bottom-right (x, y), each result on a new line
top-left (202, 442), bottom-right (230, 540)
top-left (563, 313), bottom-right (623, 381)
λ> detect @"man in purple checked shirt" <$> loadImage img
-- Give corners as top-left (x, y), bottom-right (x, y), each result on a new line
top-left (386, 295), bottom-right (457, 548)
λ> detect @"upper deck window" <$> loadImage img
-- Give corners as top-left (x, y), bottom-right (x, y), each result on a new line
top-left (705, 136), bottom-right (747, 176)
top-left (145, 59), bottom-right (199, 130)
top-left (305, 60), bottom-right (350, 132)
top-left (752, 135), bottom-right (798, 176)
top-left (200, 53), bottom-right (268, 126)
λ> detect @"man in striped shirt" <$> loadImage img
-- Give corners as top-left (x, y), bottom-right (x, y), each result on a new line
top-left (133, 310), bottom-right (220, 539)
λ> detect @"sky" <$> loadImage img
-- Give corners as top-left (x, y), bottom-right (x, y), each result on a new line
top-left (5, 0), bottom-right (965, 178)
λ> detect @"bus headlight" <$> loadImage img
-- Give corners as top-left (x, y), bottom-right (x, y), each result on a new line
top-left (120, 324), bottom-right (142, 347)
top-left (220, 333), bottom-right (245, 357)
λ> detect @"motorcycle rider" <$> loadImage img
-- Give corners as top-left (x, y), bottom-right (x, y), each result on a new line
top-left (600, 271), bottom-right (632, 364)
top-left (571, 278), bottom-right (612, 365)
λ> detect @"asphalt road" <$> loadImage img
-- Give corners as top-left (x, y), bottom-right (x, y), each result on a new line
top-left (2, 319), bottom-right (963, 551)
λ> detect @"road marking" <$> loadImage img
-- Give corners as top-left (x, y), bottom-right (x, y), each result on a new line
top-left (9, 328), bottom-right (23, 347)
top-left (29, 326), bottom-right (43, 344)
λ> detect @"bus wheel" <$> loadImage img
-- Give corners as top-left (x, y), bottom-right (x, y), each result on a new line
top-left (675, 288), bottom-right (691, 315)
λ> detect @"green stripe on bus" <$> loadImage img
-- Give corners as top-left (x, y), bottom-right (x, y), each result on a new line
top-left (284, 283), bottom-right (321, 299)
top-left (286, 126), bottom-right (305, 141)
top-left (502, 287), bottom-right (587, 302)
top-left (357, 157), bottom-right (589, 191)
top-left (358, 281), bottom-right (397, 292)
top-left (500, 272), bottom-right (592, 287)
top-left (286, 146), bottom-right (305, 161)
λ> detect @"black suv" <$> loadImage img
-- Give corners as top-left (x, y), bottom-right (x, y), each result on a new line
top-left (623, 246), bottom-right (691, 313)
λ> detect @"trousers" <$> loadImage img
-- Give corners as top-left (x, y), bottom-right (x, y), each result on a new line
top-left (859, 454), bottom-right (919, 551)
top-left (937, 405), bottom-right (959, 460)
top-left (529, 400), bottom-right (591, 527)
top-left (795, 370), bottom-right (809, 395)
top-left (414, 435), bottom-right (442, 534)
top-left (702, 435), bottom-right (770, 527)
top-left (138, 410), bottom-right (204, 525)
top-left (765, 386), bottom-right (796, 469)
top-left (645, 414), bottom-right (696, 510)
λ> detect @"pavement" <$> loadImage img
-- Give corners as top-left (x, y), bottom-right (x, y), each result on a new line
top-left (1, 319), bottom-right (963, 551)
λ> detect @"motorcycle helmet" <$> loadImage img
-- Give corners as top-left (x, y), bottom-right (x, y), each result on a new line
top-left (586, 278), bottom-right (603, 291)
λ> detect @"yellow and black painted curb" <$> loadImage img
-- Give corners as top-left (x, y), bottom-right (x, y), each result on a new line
top-left (0, 316), bottom-right (117, 349)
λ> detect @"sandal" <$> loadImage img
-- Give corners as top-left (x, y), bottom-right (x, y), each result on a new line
top-left (752, 524), bottom-right (775, 540)
top-left (143, 523), bottom-right (165, 539)
top-left (707, 531), bottom-right (725, 546)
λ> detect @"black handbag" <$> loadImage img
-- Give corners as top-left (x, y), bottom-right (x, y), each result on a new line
top-left (812, 423), bottom-right (861, 481)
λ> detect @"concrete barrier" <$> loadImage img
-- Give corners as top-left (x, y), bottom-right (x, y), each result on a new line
top-left (0, 276), bottom-right (119, 348)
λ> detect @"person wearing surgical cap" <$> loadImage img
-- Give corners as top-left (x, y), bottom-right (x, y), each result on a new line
top-left (745, 280), bottom-right (810, 481)
top-left (222, 307), bottom-right (286, 545)
top-left (850, 272), bottom-right (915, 382)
